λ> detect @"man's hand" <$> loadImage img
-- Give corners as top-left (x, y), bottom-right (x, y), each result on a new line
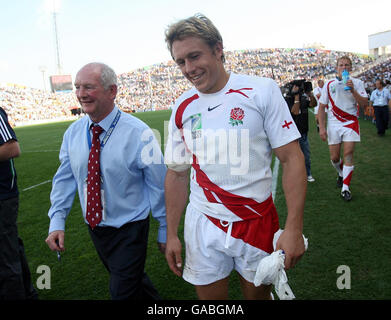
top-left (275, 229), bottom-right (305, 270)
top-left (157, 242), bottom-right (166, 254)
top-left (319, 127), bottom-right (327, 141)
top-left (165, 236), bottom-right (183, 277)
top-left (45, 230), bottom-right (65, 252)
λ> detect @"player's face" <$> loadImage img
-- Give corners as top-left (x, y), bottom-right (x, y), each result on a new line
top-left (172, 36), bottom-right (227, 94)
top-left (336, 59), bottom-right (352, 77)
top-left (74, 65), bottom-right (116, 122)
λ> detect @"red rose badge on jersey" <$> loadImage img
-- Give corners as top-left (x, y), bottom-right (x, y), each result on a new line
top-left (229, 107), bottom-right (245, 126)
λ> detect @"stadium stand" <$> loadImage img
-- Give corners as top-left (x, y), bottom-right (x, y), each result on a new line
top-left (1, 48), bottom-right (384, 127)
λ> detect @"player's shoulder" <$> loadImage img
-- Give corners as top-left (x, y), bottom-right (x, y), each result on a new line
top-left (324, 78), bottom-right (336, 86)
top-left (172, 87), bottom-right (199, 111)
top-left (352, 76), bottom-right (364, 83)
top-left (229, 73), bottom-right (281, 101)
top-left (231, 73), bottom-right (277, 88)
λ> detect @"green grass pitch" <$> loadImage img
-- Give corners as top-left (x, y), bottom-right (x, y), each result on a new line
top-left (13, 110), bottom-right (391, 300)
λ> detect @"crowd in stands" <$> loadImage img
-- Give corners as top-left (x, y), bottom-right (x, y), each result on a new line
top-left (0, 85), bottom-right (78, 127)
top-left (1, 47), bottom-right (385, 127)
top-left (356, 57), bottom-right (391, 93)
top-left (355, 57), bottom-right (391, 122)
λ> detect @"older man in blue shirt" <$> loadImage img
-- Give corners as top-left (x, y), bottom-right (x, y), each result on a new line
top-left (45, 62), bottom-right (167, 300)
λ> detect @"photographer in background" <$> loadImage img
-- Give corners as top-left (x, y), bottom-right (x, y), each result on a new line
top-left (285, 80), bottom-right (317, 182)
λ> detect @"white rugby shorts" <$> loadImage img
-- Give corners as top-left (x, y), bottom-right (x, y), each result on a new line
top-left (182, 203), bottom-right (279, 286)
top-left (327, 121), bottom-right (360, 145)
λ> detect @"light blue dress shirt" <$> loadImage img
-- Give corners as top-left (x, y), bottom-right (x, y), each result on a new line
top-left (48, 105), bottom-right (167, 243)
top-left (370, 88), bottom-right (391, 106)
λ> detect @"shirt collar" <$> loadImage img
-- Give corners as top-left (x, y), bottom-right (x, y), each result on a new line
top-left (88, 105), bottom-right (119, 132)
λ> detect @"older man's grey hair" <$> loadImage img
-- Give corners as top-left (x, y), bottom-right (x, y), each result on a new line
top-left (83, 62), bottom-right (117, 90)
top-left (99, 63), bottom-right (117, 90)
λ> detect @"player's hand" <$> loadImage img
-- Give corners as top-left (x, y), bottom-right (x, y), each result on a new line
top-left (275, 229), bottom-right (305, 270)
top-left (45, 230), bottom-right (65, 252)
top-left (346, 79), bottom-right (354, 90)
top-left (165, 236), bottom-right (183, 277)
top-left (319, 127), bottom-right (327, 141)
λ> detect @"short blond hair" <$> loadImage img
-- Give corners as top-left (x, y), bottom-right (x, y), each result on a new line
top-left (165, 13), bottom-right (225, 63)
top-left (336, 55), bottom-right (352, 67)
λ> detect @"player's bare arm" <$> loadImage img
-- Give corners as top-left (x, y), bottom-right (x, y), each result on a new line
top-left (273, 140), bottom-right (306, 270)
top-left (347, 80), bottom-right (368, 108)
top-left (318, 103), bottom-right (328, 141)
top-left (164, 168), bottom-right (190, 276)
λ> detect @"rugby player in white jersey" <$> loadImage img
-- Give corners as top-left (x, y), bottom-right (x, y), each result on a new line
top-left (163, 14), bottom-right (307, 300)
top-left (313, 79), bottom-right (324, 132)
top-left (318, 56), bottom-right (368, 201)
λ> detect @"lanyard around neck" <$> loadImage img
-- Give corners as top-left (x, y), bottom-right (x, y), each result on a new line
top-left (87, 110), bottom-right (121, 149)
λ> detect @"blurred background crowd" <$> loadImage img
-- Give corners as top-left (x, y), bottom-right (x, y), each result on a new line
top-left (1, 47), bottom-right (389, 127)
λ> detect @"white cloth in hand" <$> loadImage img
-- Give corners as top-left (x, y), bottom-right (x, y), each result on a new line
top-left (253, 229), bottom-right (308, 300)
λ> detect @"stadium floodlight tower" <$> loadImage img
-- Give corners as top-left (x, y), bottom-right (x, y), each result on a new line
top-left (52, 0), bottom-right (62, 75)
top-left (49, 0), bottom-right (72, 93)
top-left (38, 65), bottom-right (47, 91)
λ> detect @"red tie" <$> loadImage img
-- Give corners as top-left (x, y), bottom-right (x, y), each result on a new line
top-left (86, 125), bottom-right (104, 229)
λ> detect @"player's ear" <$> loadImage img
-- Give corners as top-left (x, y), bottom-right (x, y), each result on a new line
top-left (213, 42), bottom-right (224, 61)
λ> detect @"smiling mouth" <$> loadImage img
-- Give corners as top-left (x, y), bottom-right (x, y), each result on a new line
top-left (190, 73), bottom-right (204, 83)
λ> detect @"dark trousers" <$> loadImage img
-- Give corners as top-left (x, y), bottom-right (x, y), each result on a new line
top-left (88, 217), bottom-right (160, 300)
top-left (0, 196), bottom-right (38, 300)
top-left (298, 132), bottom-right (311, 176)
top-left (374, 106), bottom-right (389, 135)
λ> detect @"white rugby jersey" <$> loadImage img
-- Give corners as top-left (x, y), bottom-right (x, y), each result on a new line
top-left (313, 86), bottom-right (323, 107)
top-left (319, 77), bottom-right (367, 132)
top-left (165, 73), bottom-right (300, 222)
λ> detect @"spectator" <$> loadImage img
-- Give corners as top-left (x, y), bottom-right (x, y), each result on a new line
top-left (369, 78), bottom-right (391, 136)
top-left (0, 106), bottom-right (38, 300)
top-left (313, 79), bottom-right (325, 132)
top-left (45, 62), bottom-right (167, 300)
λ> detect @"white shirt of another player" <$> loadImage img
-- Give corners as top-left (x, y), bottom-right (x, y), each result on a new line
top-left (319, 77), bottom-right (367, 123)
top-left (313, 86), bottom-right (322, 114)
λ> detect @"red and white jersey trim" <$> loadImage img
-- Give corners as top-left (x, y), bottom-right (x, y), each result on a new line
top-left (165, 73), bottom-right (300, 222)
